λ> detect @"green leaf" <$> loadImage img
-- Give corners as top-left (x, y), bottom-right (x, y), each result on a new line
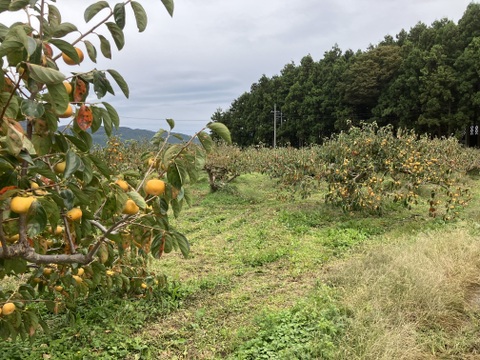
top-left (84, 1), bottom-right (110, 23)
top-left (49, 38), bottom-right (78, 63)
top-left (64, 149), bottom-right (82, 179)
top-left (27, 200), bottom-right (48, 237)
top-left (173, 231), bottom-right (189, 258)
top-left (46, 81), bottom-right (69, 114)
top-left (27, 63), bottom-right (65, 84)
top-left (32, 134), bottom-right (52, 156)
top-left (93, 70), bottom-right (114, 98)
top-left (113, 3), bottom-right (126, 29)
top-left (48, 4), bottom-right (61, 27)
top-left (105, 22), bottom-right (125, 50)
top-left (164, 233), bottom-right (173, 253)
top-left (67, 183), bottom-right (90, 205)
top-left (54, 133), bottom-right (69, 153)
top-left (84, 40), bottom-right (97, 63)
top-left (98, 34), bottom-right (111, 59)
top-left (90, 106), bottom-right (102, 133)
top-left (150, 233), bottom-right (165, 258)
top-left (25, 36), bottom-right (36, 56)
top-left (4, 259), bottom-right (27, 275)
top-left (65, 134), bottom-right (89, 153)
top-left (74, 128), bottom-right (93, 149)
top-left (89, 154), bottom-right (112, 178)
top-left (52, 23), bottom-right (78, 38)
top-left (167, 162), bottom-right (183, 189)
top-left (102, 102), bottom-right (119, 128)
top-left (131, 1), bottom-right (147, 32)
top-left (166, 118), bottom-right (175, 130)
top-left (59, 189), bottom-right (75, 209)
top-left (161, 0), bottom-right (174, 17)
top-left (197, 131), bottom-right (213, 153)
top-left (127, 191), bottom-right (147, 209)
top-left (0, 158), bottom-right (14, 172)
top-left (0, 92), bottom-right (19, 119)
top-left (0, 1), bottom-right (12, 14)
top-left (8, 0), bottom-right (28, 11)
top-left (207, 122), bottom-right (231, 144)
top-left (106, 69), bottom-right (129, 98)
top-left (21, 100), bottom-right (44, 118)
top-left (102, 108), bottom-right (112, 136)
top-left (37, 197), bottom-right (60, 230)
top-left (171, 197), bottom-right (183, 218)
top-left (80, 156), bottom-right (93, 184)
top-left (32, 168), bottom-right (56, 184)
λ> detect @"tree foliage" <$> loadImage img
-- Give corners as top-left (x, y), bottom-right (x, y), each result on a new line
top-left (0, 0), bottom-right (230, 340)
top-left (215, 4), bottom-right (480, 146)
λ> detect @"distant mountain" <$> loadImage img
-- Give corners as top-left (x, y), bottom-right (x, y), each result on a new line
top-left (58, 126), bottom-right (193, 146)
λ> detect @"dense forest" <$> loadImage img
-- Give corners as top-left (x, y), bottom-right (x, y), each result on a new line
top-left (212, 3), bottom-right (480, 147)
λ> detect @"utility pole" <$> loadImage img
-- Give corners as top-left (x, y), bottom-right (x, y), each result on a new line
top-left (273, 103), bottom-right (277, 148)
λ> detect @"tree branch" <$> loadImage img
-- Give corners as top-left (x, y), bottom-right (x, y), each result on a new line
top-left (0, 242), bottom-right (91, 265)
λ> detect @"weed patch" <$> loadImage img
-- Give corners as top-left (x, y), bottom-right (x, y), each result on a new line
top-left (231, 284), bottom-right (346, 359)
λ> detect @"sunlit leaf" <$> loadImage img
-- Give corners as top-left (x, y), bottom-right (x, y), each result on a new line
top-left (26, 63), bottom-right (64, 85)
top-left (127, 191), bottom-right (147, 209)
top-left (197, 131), bottom-right (213, 153)
top-left (207, 122), bottom-right (231, 144)
top-left (25, 36), bottom-right (36, 56)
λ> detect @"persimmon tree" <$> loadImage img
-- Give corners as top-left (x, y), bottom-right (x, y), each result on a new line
top-left (0, 0), bottom-right (230, 340)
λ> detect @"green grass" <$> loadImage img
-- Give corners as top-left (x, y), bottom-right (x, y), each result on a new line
top-left (137, 173), bottom-right (480, 359)
top-left (4, 172), bottom-right (480, 359)
top-left (0, 284), bottom-right (185, 360)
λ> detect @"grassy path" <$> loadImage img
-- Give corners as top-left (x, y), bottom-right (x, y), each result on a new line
top-left (132, 173), bottom-right (480, 359)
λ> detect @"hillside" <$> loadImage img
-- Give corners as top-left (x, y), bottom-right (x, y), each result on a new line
top-left (59, 125), bottom-right (192, 146)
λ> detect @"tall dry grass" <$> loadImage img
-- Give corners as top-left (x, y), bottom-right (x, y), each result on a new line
top-left (326, 227), bottom-right (480, 359)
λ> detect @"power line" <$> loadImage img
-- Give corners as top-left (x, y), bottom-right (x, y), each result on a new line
top-left (120, 115), bottom-right (210, 122)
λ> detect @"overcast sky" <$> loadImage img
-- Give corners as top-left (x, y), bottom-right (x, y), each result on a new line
top-left (1, 0), bottom-right (476, 134)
